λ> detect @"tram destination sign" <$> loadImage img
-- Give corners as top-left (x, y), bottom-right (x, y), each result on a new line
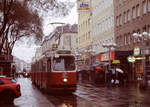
top-left (56, 50), bottom-right (71, 54)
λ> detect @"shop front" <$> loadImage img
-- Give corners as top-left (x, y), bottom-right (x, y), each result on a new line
top-left (132, 46), bottom-right (150, 85)
top-left (98, 50), bottom-right (133, 82)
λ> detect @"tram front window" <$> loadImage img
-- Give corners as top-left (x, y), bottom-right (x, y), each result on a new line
top-left (53, 56), bottom-right (75, 71)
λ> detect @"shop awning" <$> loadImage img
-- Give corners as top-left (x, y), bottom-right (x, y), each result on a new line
top-left (95, 66), bottom-right (103, 71)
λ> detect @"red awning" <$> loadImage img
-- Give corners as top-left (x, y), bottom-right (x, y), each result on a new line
top-left (95, 66), bottom-right (103, 71)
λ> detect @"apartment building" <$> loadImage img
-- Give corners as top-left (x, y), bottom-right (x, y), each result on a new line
top-left (77, 0), bottom-right (92, 51)
top-left (114, 0), bottom-right (150, 82)
top-left (115, 0), bottom-right (150, 51)
top-left (92, 0), bottom-right (115, 54)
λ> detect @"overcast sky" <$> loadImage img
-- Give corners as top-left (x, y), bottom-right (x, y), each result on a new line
top-left (12, 0), bottom-right (78, 63)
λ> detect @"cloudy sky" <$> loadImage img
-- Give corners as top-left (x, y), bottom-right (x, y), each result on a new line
top-left (12, 0), bottom-right (78, 63)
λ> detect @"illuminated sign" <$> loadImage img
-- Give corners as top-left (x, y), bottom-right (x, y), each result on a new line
top-left (82, 56), bottom-right (86, 60)
top-left (77, 2), bottom-right (90, 11)
top-left (112, 60), bottom-right (120, 64)
top-left (135, 57), bottom-right (145, 60)
top-left (99, 51), bottom-right (115, 61)
top-left (127, 56), bottom-right (136, 63)
top-left (101, 53), bottom-right (109, 61)
top-left (134, 46), bottom-right (140, 56)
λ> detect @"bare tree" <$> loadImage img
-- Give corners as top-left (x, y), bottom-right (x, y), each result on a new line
top-left (0, 0), bottom-right (75, 55)
top-left (25, 0), bottom-right (75, 17)
top-left (0, 0), bottom-right (43, 54)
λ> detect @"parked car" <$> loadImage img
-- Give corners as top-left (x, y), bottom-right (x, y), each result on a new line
top-left (0, 76), bottom-right (21, 103)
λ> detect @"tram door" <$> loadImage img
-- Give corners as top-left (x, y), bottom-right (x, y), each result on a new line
top-left (47, 58), bottom-right (51, 72)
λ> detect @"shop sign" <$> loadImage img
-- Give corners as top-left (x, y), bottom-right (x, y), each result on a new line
top-left (99, 51), bottom-right (115, 62)
top-left (112, 60), bottom-right (120, 64)
top-left (77, 2), bottom-right (90, 11)
top-left (134, 46), bottom-right (140, 56)
top-left (127, 56), bottom-right (136, 63)
top-left (82, 56), bottom-right (86, 60)
top-left (101, 53), bottom-right (109, 61)
top-left (135, 57), bottom-right (145, 60)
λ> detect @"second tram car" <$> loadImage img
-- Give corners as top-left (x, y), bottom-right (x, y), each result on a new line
top-left (31, 50), bottom-right (76, 92)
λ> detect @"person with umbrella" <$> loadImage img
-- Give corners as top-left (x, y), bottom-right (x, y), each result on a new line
top-left (116, 68), bottom-right (124, 86)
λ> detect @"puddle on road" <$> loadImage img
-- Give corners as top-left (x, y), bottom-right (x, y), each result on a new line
top-left (75, 83), bottom-right (150, 107)
top-left (7, 78), bottom-right (150, 107)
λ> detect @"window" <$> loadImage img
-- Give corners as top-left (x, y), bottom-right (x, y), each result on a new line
top-left (116, 16), bottom-right (119, 26)
top-left (128, 33), bottom-right (131, 45)
top-left (127, 10), bottom-right (130, 21)
top-left (88, 18), bottom-right (90, 25)
top-left (119, 14), bottom-right (122, 25)
top-left (136, 4), bottom-right (140, 17)
top-left (143, 1), bottom-right (147, 14)
top-left (53, 56), bottom-right (75, 71)
top-left (88, 32), bottom-right (90, 39)
top-left (143, 26), bottom-right (146, 32)
top-left (116, 37), bottom-right (120, 47)
top-left (148, 0), bottom-right (150, 12)
top-left (124, 34), bottom-right (127, 45)
top-left (148, 25), bottom-right (150, 33)
top-left (132, 7), bottom-right (136, 19)
top-left (120, 35), bottom-right (123, 46)
top-left (124, 12), bottom-right (127, 23)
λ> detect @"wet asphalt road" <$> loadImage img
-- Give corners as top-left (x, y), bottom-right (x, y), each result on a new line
top-left (1, 77), bottom-right (150, 107)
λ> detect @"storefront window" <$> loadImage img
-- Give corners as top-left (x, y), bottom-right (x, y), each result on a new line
top-left (135, 61), bottom-right (143, 74)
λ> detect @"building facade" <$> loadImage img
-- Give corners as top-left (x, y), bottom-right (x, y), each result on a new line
top-left (77, 0), bottom-right (92, 51)
top-left (92, 0), bottom-right (115, 54)
top-left (114, 0), bottom-right (150, 82)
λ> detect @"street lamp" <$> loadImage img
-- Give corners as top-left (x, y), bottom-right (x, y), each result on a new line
top-left (102, 42), bottom-right (117, 84)
top-left (102, 42), bottom-right (117, 70)
top-left (132, 31), bottom-right (150, 87)
top-left (84, 47), bottom-right (96, 67)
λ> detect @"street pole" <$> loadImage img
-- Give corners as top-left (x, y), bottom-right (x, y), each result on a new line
top-left (132, 62), bottom-right (135, 81)
top-left (102, 42), bottom-right (116, 84)
top-left (105, 47), bottom-right (111, 84)
top-left (142, 37), bottom-right (146, 87)
top-left (108, 47), bottom-right (111, 70)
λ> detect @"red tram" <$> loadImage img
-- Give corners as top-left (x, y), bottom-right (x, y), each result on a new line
top-left (31, 50), bottom-right (77, 92)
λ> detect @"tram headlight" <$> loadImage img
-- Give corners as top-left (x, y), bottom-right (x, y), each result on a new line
top-left (63, 78), bottom-right (67, 82)
top-left (25, 73), bottom-right (28, 76)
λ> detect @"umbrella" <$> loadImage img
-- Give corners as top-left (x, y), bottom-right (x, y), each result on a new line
top-left (78, 70), bottom-right (87, 73)
top-left (95, 66), bottom-right (103, 71)
top-left (116, 68), bottom-right (124, 73)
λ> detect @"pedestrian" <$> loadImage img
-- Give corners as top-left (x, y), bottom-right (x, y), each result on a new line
top-left (106, 69), bottom-right (112, 87)
top-left (12, 65), bottom-right (16, 79)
